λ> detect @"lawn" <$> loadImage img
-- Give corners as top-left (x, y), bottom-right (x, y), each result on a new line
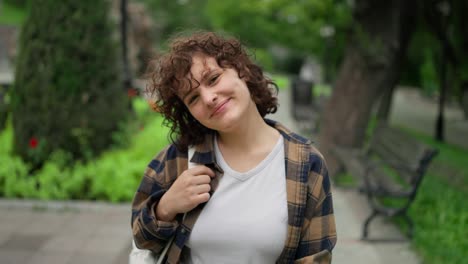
top-left (400, 127), bottom-right (468, 264)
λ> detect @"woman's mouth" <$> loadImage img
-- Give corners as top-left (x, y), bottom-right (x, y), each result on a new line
top-left (211, 99), bottom-right (230, 118)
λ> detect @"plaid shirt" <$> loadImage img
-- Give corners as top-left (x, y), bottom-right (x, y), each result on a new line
top-left (132, 119), bottom-right (337, 263)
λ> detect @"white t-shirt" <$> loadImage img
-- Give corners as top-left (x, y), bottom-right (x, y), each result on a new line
top-left (187, 136), bottom-right (288, 264)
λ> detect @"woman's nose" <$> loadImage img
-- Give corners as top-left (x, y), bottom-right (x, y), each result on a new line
top-left (201, 89), bottom-right (218, 106)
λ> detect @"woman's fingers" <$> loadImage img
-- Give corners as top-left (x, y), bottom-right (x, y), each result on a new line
top-left (159, 165), bottom-right (215, 217)
top-left (190, 175), bottom-right (212, 185)
top-left (188, 165), bottom-right (215, 178)
top-left (194, 192), bottom-right (211, 204)
top-left (193, 183), bottom-right (211, 194)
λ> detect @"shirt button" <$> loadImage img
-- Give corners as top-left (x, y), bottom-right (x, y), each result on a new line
top-left (181, 229), bottom-right (186, 234)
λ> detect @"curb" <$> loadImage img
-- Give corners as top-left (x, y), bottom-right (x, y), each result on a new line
top-left (0, 198), bottom-right (130, 212)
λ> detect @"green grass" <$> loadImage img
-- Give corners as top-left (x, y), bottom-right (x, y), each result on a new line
top-left (0, 2), bottom-right (27, 26)
top-left (400, 126), bottom-right (467, 263)
top-left (409, 172), bottom-right (467, 264)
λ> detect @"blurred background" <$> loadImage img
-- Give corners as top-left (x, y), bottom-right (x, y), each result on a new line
top-left (0, 0), bottom-right (466, 264)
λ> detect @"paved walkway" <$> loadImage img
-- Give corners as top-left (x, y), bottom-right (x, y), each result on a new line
top-left (2, 87), bottom-right (457, 264)
top-left (0, 200), bottom-right (131, 264)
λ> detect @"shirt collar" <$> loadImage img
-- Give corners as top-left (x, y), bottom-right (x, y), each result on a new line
top-left (189, 118), bottom-right (311, 166)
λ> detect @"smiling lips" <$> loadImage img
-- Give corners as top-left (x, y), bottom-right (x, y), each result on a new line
top-left (211, 99), bottom-right (230, 118)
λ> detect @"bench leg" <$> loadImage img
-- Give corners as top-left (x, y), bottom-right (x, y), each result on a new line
top-left (362, 210), bottom-right (378, 240)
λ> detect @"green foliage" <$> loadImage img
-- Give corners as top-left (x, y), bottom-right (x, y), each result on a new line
top-left (205, 0), bottom-right (351, 77)
top-left (3, 0), bottom-right (29, 8)
top-left (270, 74), bottom-right (289, 90)
top-left (140, 0), bottom-right (211, 44)
top-left (141, 0), bottom-right (351, 77)
top-left (0, 99), bottom-right (170, 202)
top-left (206, 0), bottom-right (351, 52)
top-left (11, 0), bottom-right (129, 167)
top-left (251, 48), bottom-right (274, 73)
top-left (313, 83), bottom-right (331, 97)
top-left (420, 51), bottom-right (439, 96)
top-left (0, 1), bottom-right (27, 25)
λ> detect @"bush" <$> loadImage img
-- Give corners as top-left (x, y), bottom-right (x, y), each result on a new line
top-left (0, 101), bottom-right (170, 202)
top-left (11, 0), bottom-right (129, 168)
top-left (3, 0), bottom-right (29, 8)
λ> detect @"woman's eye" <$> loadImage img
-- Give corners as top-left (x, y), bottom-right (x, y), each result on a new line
top-left (188, 95), bottom-right (198, 105)
top-left (209, 75), bottom-right (219, 85)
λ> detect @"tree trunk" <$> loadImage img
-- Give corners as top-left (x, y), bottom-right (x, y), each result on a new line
top-left (318, 0), bottom-right (416, 176)
top-left (121, 0), bottom-right (131, 85)
top-left (376, 84), bottom-right (395, 122)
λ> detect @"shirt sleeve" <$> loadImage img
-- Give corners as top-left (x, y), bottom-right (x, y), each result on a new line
top-left (131, 144), bottom-right (181, 253)
top-left (295, 152), bottom-right (337, 263)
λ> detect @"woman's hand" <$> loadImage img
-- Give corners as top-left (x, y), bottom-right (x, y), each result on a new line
top-left (156, 165), bottom-right (215, 221)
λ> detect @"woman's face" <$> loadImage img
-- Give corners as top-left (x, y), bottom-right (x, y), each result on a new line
top-left (180, 55), bottom-right (257, 133)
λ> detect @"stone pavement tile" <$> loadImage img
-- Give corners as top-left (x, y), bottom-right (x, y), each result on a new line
top-left (94, 212), bottom-right (132, 238)
top-left (333, 239), bottom-right (382, 263)
top-left (25, 251), bottom-right (73, 264)
top-left (68, 252), bottom-right (119, 264)
top-left (17, 211), bottom-right (72, 236)
top-left (95, 224), bottom-right (132, 238)
top-left (114, 243), bottom-right (132, 264)
top-left (374, 242), bottom-right (421, 264)
top-left (39, 234), bottom-right (87, 253)
top-left (0, 210), bottom-right (39, 248)
top-left (79, 234), bottom-right (130, 255)
top-left (0, 232), bottom-right (12, 247)
top-left (0, 210), bottom-right (35, 233)
top-left (57, 212), bottom-right (106, 237)
top-left (0, 249), bottom-right (34, 264)
top-left (2, 234), bottom-right (51, 251)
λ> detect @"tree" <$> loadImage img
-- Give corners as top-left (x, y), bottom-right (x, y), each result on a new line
top-left (140, 0), bottom-right (211, 45)
top-left (319, 1), bottom-right (417, 175)
top-left (12, 0), bottom-right (129, 167)
top-left (140, 0), bottom-right (351, 78)
top-left (205, 0), bottom-right (351, 78)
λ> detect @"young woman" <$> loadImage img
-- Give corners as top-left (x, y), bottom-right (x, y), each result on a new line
top-left (131, 31), bottom-right (337, 264)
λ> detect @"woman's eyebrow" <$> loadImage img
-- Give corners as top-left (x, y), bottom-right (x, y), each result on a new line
top-left (182, 67), bottom-right (216, 101)
top-left (200, 68), bottom-right (215, 83)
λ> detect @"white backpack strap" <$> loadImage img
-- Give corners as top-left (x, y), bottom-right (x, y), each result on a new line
top-left (188, 146), bottom-right (196, 169)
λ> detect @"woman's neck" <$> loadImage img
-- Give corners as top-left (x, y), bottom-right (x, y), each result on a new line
top-left (216, 113), bottom-right (279, 153)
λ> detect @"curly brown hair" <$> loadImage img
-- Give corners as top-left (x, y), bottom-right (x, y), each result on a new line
top-left (145, 31), bottom-right (278, 151)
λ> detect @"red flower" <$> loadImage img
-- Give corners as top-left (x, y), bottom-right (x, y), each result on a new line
top-left (127, 88), bottom-right (138, 98)
top-left (29, 137), bottom-right (39, 149)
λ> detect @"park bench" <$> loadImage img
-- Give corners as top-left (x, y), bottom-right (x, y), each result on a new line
top-left (332, 123), bottom-right (438, 240)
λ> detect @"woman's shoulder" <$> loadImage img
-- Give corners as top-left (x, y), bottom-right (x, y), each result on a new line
top-left (144, 143), bottom-right (186, 184)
